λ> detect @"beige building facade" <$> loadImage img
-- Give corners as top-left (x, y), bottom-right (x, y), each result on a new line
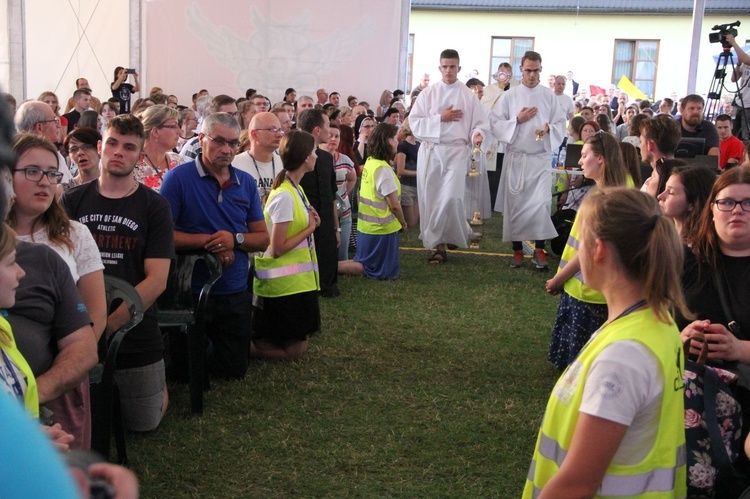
top-left (409, 9), bottom-right (750, 101)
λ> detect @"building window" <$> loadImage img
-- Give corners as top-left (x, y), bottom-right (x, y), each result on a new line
top-left (490, 37), bottom-right (533, 84)
top-left (613, 40), bottom-right (659, 99)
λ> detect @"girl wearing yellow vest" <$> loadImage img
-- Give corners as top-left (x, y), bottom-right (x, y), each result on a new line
top-left (0, 223), bottom-right (38, 416)
top-left (251, 131), bottom-right (321, 361)
top-left (546, 132), bottom-right (630, 371)
top-left (0, 224), bottom-right (76, 450)
top-left (338, 123), bottom-right (406, 280)
top-left (525, 188), bottom-right (687, 498)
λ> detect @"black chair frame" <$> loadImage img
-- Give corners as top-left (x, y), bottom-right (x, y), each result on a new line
top-left (91, 275), bottom-right (144, 464)
top-left (158, 251), bottom-right (222, 415)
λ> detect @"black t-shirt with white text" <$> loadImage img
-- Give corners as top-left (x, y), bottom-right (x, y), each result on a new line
top-left (61, 182), bottom-right (175, 368)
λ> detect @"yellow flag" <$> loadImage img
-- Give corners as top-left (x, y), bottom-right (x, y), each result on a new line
top-left (616, 75), bottom-right (648, 100)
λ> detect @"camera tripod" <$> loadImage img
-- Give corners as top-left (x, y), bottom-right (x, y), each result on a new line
top-left (706, 46), bottom-right (750, 138)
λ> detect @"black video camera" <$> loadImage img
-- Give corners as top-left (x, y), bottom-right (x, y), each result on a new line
top-left (709, 20), bottom-right (740, 48)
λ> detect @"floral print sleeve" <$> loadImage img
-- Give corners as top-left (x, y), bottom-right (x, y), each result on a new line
top-left (133, 152), bottom-right (189, 193)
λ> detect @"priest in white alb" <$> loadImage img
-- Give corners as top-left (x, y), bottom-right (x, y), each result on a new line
top-left (490, 50), bottom-right (566, 270)
top-left (409, 49), bottom-right (489, 264)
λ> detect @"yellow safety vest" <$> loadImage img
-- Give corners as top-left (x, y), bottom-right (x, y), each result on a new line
top-left (559, 216), bottom-right (606, 304)
top-left (254, 179), bottom-right (319, 298)
top-left (357, 158), bottom-right (402, 235)
top-left (0, 317), bottom-right (39, 417)
top-left (524, 309), bottom-right (686, 498)
top-left (558, 177), bottom-right (634, 303)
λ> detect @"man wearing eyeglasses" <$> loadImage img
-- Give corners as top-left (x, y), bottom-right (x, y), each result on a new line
top-left (252, 95), bottom-right (269, 114)
top-left (14, 101), bottom-right (74, 189)
top-left (161, 112), bottom-right (269, 379)
top-left (490, 50), bottom-right (567, 270)
top-left (234, 112), bottom-right (285, 204)
top-left (179, 94), bottom-right (238, 160)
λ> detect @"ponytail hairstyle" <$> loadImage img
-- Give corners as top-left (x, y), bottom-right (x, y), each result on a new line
top-left (8, 133), bottom-right (74, 252)
top-left (618, 141), bottom-right (642, 187)
top-left (584, 132), bottom-right (627, 187)
top-left (275, 130), bottom-right (316, 189)
top-left (667, 164), bottom-right (716, 245)
top-left (595, 113), bottom-right (613, 134)
top-left (578, 187), bottom-right (690, 324)
top-left (693, 165), bottom-right (750, 269)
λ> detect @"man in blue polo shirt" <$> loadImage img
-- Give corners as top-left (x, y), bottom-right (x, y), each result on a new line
top-left (161, 112), bottom-right (269, 378)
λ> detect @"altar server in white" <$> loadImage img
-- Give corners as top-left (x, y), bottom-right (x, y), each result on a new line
top-left (490, 50), bottom-right (566, 270)
top-left (409, 49), bottom-right (488, 264)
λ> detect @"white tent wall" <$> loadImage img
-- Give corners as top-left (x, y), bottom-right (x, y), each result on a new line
top-left (2, 0), bottom-right (409, 108)
top-left (3, 0), bottom-right (131, 103)
top-left (142, 0), bottom-right (407, 106)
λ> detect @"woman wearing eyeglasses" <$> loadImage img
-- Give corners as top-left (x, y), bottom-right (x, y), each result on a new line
top-left (679, 167), bottom-right (750, 469)
top-left (63, 127), bottom-right (102, 188)
top-left (353, 115), bottom-right (376, 166)
top-left (133, 105), bottom-right (188, 193)
top-left (8, 134), bottom-right (106, 341)
top-left (177, 107), bottom-right (199, 153)
top-left (7, 134), bottom-right (106, 448)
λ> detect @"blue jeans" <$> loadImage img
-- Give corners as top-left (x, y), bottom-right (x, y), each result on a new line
top-left (338, 215), bottom-right (353, 261)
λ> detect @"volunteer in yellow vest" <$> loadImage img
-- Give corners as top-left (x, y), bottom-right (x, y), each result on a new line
top-left (0, 224), bottom-right (78, 452)
top-left (526, 188), bottom-right (687, 498)
top-left (251, 131), bottom-right (321, 361)
top-left (338, 123), bottom-right (406, 280)
top-left (0, 224), bottom-right (38, 416)
top-left (545, 132), bottom-right (631, 371)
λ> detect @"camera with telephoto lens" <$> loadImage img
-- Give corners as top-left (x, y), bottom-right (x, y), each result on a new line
top-left (709, 20), bottom-right (740, 48)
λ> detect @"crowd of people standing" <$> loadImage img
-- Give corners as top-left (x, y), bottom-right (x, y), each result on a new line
top-left (1, 38), bottom-right (750, 495)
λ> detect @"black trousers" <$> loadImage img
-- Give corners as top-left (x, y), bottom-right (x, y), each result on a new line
top-left (204, 291), bottom-right (253, 379)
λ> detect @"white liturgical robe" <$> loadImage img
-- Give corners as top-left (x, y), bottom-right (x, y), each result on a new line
top-left (490, 83), bottom-right (566, 242)
top-left (410, 80), bottom-right (489, 249)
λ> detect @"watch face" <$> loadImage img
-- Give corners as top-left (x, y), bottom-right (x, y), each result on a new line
top-left (236, 233), bottom-right (244, 245)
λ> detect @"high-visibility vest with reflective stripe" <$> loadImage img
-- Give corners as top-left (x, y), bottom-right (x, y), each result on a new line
top-left (559, 216), bottom-right (606, 304)
top-left (0, 317), bottom-right (39, 417)
top-left (254, 179), bottom-right (319, 298)
top-left (357, 158), bottom-right (402, 235)
top-left (524, 309), bottom-right (686, 498)
top-left (558, 179), bottom-right (634, 304)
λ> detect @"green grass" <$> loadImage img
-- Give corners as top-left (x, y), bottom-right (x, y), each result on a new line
top-left (126, 214), bottom-right (563, 497)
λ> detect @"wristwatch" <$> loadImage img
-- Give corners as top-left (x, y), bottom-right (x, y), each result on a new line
top-left (234, 232), bottom-right (244, 247)
top-left (336, 228), bottom-right (342, 233)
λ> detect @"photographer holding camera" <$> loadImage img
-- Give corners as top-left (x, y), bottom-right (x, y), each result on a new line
top-left (728, 34), bottom-right (750, 139)
top-left (110, 67), bottom-right (140, 115)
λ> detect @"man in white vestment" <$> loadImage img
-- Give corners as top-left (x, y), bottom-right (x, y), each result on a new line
top-left (490, 50), bottom-right (566, 269)
top-left (410, 49), bottom-right (489, 263)
top-left (554, 76), bottom-right (575, 121)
